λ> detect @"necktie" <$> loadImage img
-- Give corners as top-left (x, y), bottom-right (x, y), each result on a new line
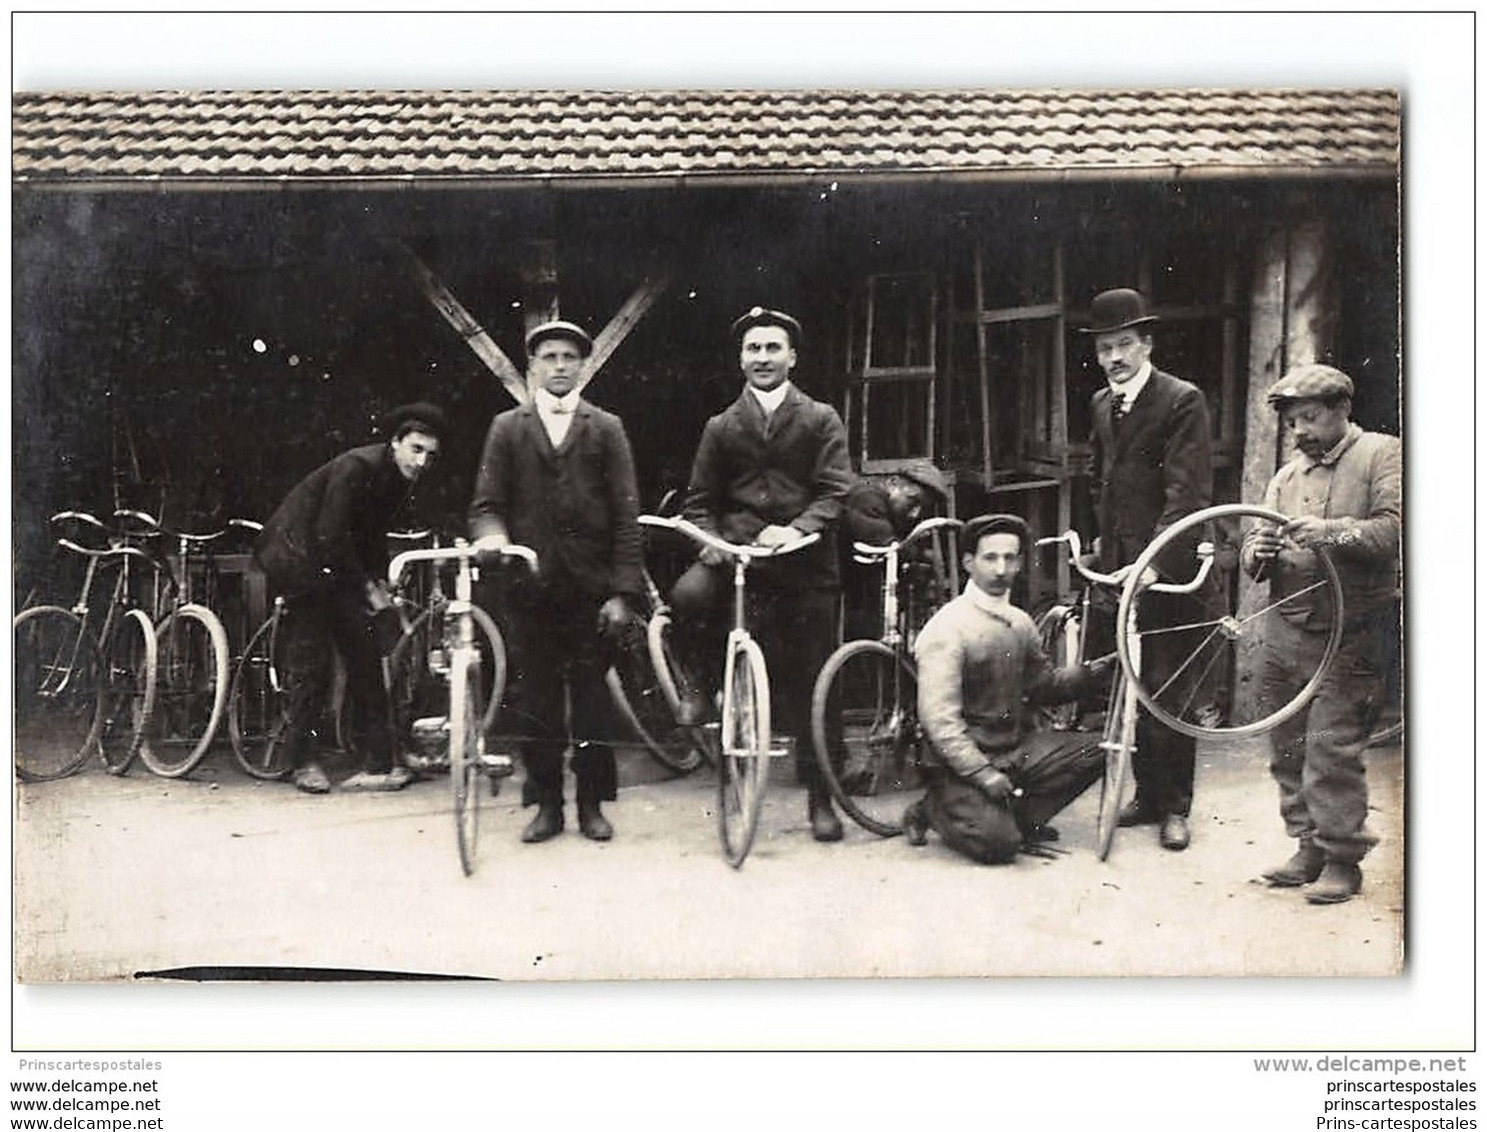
top-left (1111, 391), bottom-right (1127, 424)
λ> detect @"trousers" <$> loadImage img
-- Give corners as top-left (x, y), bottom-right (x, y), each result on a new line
top-left (1261, 609), bottom-right (1390, 865)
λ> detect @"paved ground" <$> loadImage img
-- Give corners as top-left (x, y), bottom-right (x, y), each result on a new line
top-left (13, 734), bottom-right (1403, 984)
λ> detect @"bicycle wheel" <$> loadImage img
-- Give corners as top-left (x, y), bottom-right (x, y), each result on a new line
top-left (1116, 503), bottom-right (1345, 739)
top-left (228, 615), bottom-right (293, 780)
top-left (139, 604), bottom-right (229, 777)
top-left (14, 605), bottom-right (105, 781)
top-left (604, 610), bottom-right (706, 774)
top-left (1034, 603), bottom-right (1084, 731)
top-left (1096, 673), bottom-right (1138, 861)
top-left (387, 606), bottom-right (506, 755)
top-left (99, 608), bottom-right (159, 774)
top-left (448, 646), bottom-right (485, 876)
top-left (810, 639), bottom-right (921, 837)
top-left (717, 636), bottom-right (770, 868)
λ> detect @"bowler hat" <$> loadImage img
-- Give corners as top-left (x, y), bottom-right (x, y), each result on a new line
top-left (960, 513), bottom-right (1030, 555)
top-left (731, 306), bottom-right (803, 349)
top-left (1265, 363), bottom-right (1354, 407)
top-left (1080, 288), bottom-right (1159, 335)
top-left (526, 319), bottom-right (594, 358)
top-left (381, 401), bottom-right (448, 441)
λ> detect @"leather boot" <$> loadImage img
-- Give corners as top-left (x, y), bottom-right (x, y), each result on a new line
top-left (1262, 840), bottom-right (1326, 887)
top-left (809, 790), bottom-right (844, 842)
top-left (577, 799), bottom-right (614, 841)
top-left (521, 800), bottom-right (564, 843)
top-left (1306, 861), bottom-right (1362, 905)
top-left (902, 797), bottom-right (929, 847)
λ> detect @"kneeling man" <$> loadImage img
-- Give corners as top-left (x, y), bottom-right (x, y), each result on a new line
top-left (906, 514), bottom-right (1112, 864)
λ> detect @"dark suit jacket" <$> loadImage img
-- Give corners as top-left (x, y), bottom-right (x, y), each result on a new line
top-left (253, 442), bottom-right (418, 597)
top-left (682, 385), bottom-right (853, 589)
top-left (1089, 367), bottom-right (1213, 581)
top-left (468, 400), bottom-right (643, 602)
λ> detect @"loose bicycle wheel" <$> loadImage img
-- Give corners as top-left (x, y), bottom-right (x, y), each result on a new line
top-left (14, 605), bottom-right (106, 781)
top-left (1095, 671), bottom-right (1139, 861)
top-left (602, 609), bottom-right (706, 775)
top-left (718, 636), bottom-right (770, 868)
top-left (139, 604), bottom-right (230, 777)
top-left (99, 608), bottom-right (159, 774)
top-left (810, 639), bottom-right (921, 837)
top-left (387, 605), bottom-right (506, 758)
top-left (448, 646), bottom-right (485, 876)
top-left (228, 614), bottom-right (293, 780)
top-left (644, 609), bottom-right (714, 767)
top-left (1035, 603), bottom-right (1085, 731)
top-left (1116, 503), bottom-right (1345, 739)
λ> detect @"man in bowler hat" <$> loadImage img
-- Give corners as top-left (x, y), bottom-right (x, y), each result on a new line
top-left (1241, 364), bottom-right (1400, 904)
top-left (671, 306), bottom-right (855, 841)
top-left (1083, 287), bottom-right (1214, 851)
top-left (254, 401), bottom-right (447, 794)
top-left (469, 319), bottom-right (642, 843)
top-left (904, 514), bottom-right (1113, 864)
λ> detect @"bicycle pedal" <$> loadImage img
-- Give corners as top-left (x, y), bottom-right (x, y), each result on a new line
top-left (479, 752), bottom-right (516, 778)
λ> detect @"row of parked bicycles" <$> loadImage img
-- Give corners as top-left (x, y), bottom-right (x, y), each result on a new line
top-left (15, 500), bottom-right (1355, 876)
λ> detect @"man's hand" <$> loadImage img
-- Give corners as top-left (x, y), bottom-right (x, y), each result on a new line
top-left (472, 531), bottom-right (512, 567)
top-left (597, 595), bottom-right (632, 642)
top-left (363, 578), bottom-right (393, 613)
top-left (970, 766), bottom-right (1014, 803)
top-left (1247, 525), bottom-right (1286, 564)
top-left (1279, 515), bottom-right (1331, 549)
top-left (1083, 652), bottom-right (1118, 682)
top-left (754, 523), bottom-right (805, 549)
top-left (698, 544), bottom-right (728, 568)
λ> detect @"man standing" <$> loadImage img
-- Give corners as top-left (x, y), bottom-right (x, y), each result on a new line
top-left (905, 514), bottom-right (1112, 864)
top-left (469, 320), bottom-right (642, 843)
top-left (1084, 287), bottom-right (1213, 851)
top-left (254, 402), bottom-right (446, 794)
top-left (1241, 364), bottom-right (1401, 905)
top-left (671, 307), bottom-right (855, 841)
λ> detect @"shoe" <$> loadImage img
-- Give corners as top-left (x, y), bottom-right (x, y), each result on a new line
top-left (341, 767), bottom-right (413, 792)
top-left (578, 802), bottom-right (614, 842)
top-left (1306, 862), bottom-right (1362, 905)
top-left (1159, 813), bottom-right (1191, 851)
top-left (1262, 842), bottom-right (1326, 887)
top-left (809, 795), bottom-right (844, 843)
top-left (676, 689), bottom-right (712, 728)
top-left (902, 798), bottom-right (929, 847)
top-left (521, 803), bottom-right (565, 843)
top-left (1025, 823), bottom-right (1060, 843)
top-left (293, 764), bottom-right (331, 795)
top-left (1117, 799), bottom-right (1161, 828)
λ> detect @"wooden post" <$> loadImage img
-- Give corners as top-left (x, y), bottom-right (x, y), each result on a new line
top-left (578, 271), bottom-right (673, 394)
top-left (390, 241), bottom-right (529, 406)
top-left (1233, 217), bottom-right (1332, 719)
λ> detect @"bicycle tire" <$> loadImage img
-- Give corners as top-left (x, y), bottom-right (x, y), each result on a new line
top-left (718, 635), bottom-right (770, 868)
top-left (1116, 502), bottom-right (1345, 740)
top-left (1096, 671), bottom-right (1138, 861)
top-left (809, 639), bottom-right (921, 837)
top-left (605, 665), bottom-right (705, 775)
top-left (228, 615), bottom-right (294, 780)
top-left (387, 605), bottom-right (506, 750)
top-left (449, 646), bottom-right (484, 876)
top-left (139, 604), bottom-right (230, 777)
top-left (14, 605), bottom-right (106, 781)
top-left (99, 608), bottom-right (159, 775)
top-left (646, 608), bottom-right (714, 767)
top-left (1034, 603), bottom-right (1084, 731)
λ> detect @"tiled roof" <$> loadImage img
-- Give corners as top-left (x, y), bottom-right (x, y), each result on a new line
top-left (12, 88), bottom-right (1400, 184)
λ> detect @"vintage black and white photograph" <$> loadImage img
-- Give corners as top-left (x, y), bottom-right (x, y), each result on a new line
top-left (12, 67), bottom-right (1409, 991)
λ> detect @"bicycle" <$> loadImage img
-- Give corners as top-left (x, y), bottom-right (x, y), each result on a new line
top-left (389, 536), bottom-right (537, 875)
top-left (636, 514), bottom-right (819, 868)
top-left (14, 511), bottom-right (159, 780)
top-left (1038, 502), bottom-right (1345, 858)
top-left (115, 509), bottom-right (232, 778)
top-left (808, 515), bottom-right (963, 837)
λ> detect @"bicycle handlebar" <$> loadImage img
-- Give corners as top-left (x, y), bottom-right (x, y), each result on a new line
top-left (1037, 530), bottom-right (1216, 594)
top-left (388, 538), bottom-right (538, 589)
top-left (638, 513), bottom-right (821, 561)
top-left (49, 510), bottom-right (108, 531)
top-left (55, 538), bottom-right (157, 565)
top-left (851, 515), bottom-right (964, 560)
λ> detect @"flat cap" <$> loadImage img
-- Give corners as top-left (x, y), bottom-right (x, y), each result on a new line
top-left (381, 401), bottom-right (448, 440)
top-left (1265, 363), bottom-right (1354, 407)
top-left (731, 306), bottom-right (803, 348)
top-left (961, 512), bottom-right (1030, 554)
top-left (896, 459), bottom-right (950, 501)
top-left (525, 319), bottom-right (594, 358)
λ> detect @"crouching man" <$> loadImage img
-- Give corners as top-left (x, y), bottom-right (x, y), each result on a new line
top-left (904, 514), bottom-right (1113, 863)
